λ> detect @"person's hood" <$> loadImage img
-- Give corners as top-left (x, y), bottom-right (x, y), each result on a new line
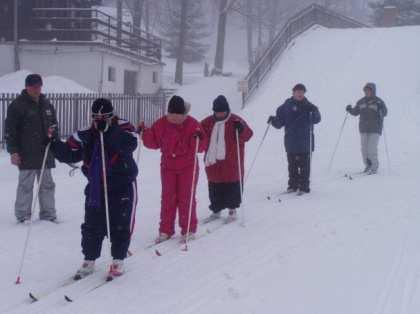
top-left (364, 82), bottom-right (377, 96)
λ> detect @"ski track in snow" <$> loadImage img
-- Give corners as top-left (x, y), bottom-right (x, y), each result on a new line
top-left (1, 25), bottom-right (420, 314)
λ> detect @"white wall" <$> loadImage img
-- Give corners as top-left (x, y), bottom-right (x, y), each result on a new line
top-left (101, 52), bottom-right (162, 94)
top-left (1, 43), bottom-right (163, 94)
top-left (138, 63), bottom-right (162, 94)
top-left (19, 44), bottom-right (102, 92)
top-left (0, 45), bottom-right (15, 76)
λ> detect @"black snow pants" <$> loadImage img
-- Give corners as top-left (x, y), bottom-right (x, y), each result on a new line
top-left (287, 153), bottom-right (311, 192)
top-left (81, 182), bottom-right (136, 261)
top-left (208, 181), bottom-right (241, 214)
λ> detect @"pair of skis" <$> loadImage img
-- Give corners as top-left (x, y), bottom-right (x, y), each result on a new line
top-left (28, 217), bottom-right (234, 304)
top-left (147, 215), bottom-right (235, 257)
top-left (344, 171), bottom-right (371, 180)
top-left (266, 190), bottom-right (310, 203)
top-left (29, 266), bottom-right (125, 304)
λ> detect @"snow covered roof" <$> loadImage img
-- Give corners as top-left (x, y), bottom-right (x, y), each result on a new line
top-left (0, 70), bottom-right (94, 94)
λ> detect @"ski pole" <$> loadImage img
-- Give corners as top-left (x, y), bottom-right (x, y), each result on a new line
top-left (99, 132), bottom-right (112, 268)
top-left (245, 123), bottom-right (271, 183)
top-left (327, 112), bottom-right (348, 173)
top-left (383, 124), bottom-right (391, 174)
top-left (309, 112), bottom-right (313, 168)
top-left (136, 130), bottom-right (143, 165)
top-left (235, 129), bottom-right (246, 227)
top-left (183, 136), bottom-right (200, 252)
top-left (15, 142), bottom-right (52, 284)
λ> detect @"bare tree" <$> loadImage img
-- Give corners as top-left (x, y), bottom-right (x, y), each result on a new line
top-left (213, 0), bottom-right (228, 75)
top-left (175, 0), bottom-right (188, 85)
top-left (245, 0), bottom-right (254, 68)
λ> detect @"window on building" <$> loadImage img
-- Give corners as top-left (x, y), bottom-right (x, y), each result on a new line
top-left (152, 71), bottom-right (158, 84)
top-left (108, 66), bottom-right (116, 82)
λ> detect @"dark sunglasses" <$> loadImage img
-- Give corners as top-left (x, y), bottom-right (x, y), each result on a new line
top-left (91, 112), bottom-right (113, 120)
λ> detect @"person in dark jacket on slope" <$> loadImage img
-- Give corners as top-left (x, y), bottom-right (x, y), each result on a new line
top-left (50, 98), bottom-right (138, 280)
top-left (268, 84), bottom-right (321, 194)
top-left (5, 74), bottom-right (58, 223)
top-left (346, 83), bottom-right (388, 174)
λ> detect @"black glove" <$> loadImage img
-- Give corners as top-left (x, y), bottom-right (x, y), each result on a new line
top-left (346, 105), bottom-right (352, 112)
top-left (44, 125), bottom-right (59, 144)
top-left (234, 120), bottom-right (244, 134)
top-left (308, 104), bottom-right (317, 114)
top-left (137, 122), bottom-right (145, 134)
top-left (267, 116), bottom-right (275, 124)
top-left (193, 131), bottom-right (203, 140)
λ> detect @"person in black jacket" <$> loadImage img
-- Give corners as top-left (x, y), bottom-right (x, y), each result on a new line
top-left (5, 74), bottom-right (58, 223)
top-left (50, 98), bottom-right (138, 280)
top-left (346, 83), bottom-right (388, 174)
top-left (268, 84), bottom-right (321, 194)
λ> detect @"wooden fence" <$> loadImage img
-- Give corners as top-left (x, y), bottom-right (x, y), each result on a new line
top-left (242, 3), bottom-right (368, 106)
top-left (0, 92), bottom-right (167, 148)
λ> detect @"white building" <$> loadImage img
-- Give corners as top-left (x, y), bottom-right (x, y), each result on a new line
top-left (0, 4), bottom-right (164, 95)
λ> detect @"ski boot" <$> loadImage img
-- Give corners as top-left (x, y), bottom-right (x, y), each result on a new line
top-left (286, 187), bottom-right (298, 194)
top-left (155, 233), bottom-right (171, 244)
top-left (74, 260), bottom-right (95, 280)
top-left (367, 169), bottom-right (377, 175)
top-left (180, 232), bottom-right (196, 244)
top-left (297, 189), bottom-right (310, 196)
top-left (201, 212), bottom-right (221, 224)
top-left (107, 260), bottom-right (124, 281)
top-left (224, 209), bottom-right (238, 224)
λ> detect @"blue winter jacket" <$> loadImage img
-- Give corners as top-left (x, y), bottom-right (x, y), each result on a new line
top-left (51, 120), bottom-right (138, 192)
top-left (271, 97), bottom-right (321, 154)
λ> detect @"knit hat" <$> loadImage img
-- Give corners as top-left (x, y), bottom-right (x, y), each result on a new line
top-left (292, 83), bottom-right (306, 92)
top-left (212, 95), bottom-right (230, 112)
top-left (168, 95), bottom-right (186, 114)
top-left (91, 98), bottom-right (114, 119)
top-left (25, 74), bottom-right (43, 87)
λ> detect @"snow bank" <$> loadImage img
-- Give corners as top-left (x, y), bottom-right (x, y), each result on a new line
top-left (0, 70), bottom-right (94, 94)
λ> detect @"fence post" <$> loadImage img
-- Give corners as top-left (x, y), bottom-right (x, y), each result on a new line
top-left (74, 94), bottom-right (79, 132)
top-left (1, 94), bottom-right (6, 149)
top-left (136, 95), bottom-right (141, 125)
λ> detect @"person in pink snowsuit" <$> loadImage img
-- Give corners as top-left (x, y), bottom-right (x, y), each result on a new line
top-left (141, 96), bottom-right (206, 243)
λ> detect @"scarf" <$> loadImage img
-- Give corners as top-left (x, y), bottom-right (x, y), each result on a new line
top-left (205, 114), bottom-right (231, 167)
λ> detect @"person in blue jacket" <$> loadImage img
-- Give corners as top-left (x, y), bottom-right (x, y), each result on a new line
top-left (49, 98), bottom-right (138, 280)
top-left (268, 84), bottom-right (321, 194)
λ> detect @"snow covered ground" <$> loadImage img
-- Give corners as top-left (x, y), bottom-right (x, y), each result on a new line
top-left (1, 25), bottom-right (420, 314)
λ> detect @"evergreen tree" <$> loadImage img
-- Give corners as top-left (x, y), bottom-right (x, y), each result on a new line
top-left (160, 0), bottom-right (210, 64)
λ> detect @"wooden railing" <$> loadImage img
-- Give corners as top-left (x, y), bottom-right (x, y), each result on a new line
top-left (29, 8), bottom-right (162, 62)
top-left (242, 3), bottom-right (368, 106)
top-left (0, 92), bottom-right (167, 148)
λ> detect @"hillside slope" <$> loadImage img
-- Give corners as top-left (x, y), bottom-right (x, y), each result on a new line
top-left (1, 25), bottom-right (420, 314)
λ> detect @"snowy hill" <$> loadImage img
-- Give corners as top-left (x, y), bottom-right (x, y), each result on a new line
top-left (2, 25), bottom-right (420, 314)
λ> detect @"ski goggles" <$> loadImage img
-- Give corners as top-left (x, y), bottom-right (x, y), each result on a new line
top-left (91, 112), bottom-right (113, 121)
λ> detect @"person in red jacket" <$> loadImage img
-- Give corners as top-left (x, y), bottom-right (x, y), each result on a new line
top-left (201, 95), bottom-right (253, 224)
top-left (141, 96), bottom-right (206, 243)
